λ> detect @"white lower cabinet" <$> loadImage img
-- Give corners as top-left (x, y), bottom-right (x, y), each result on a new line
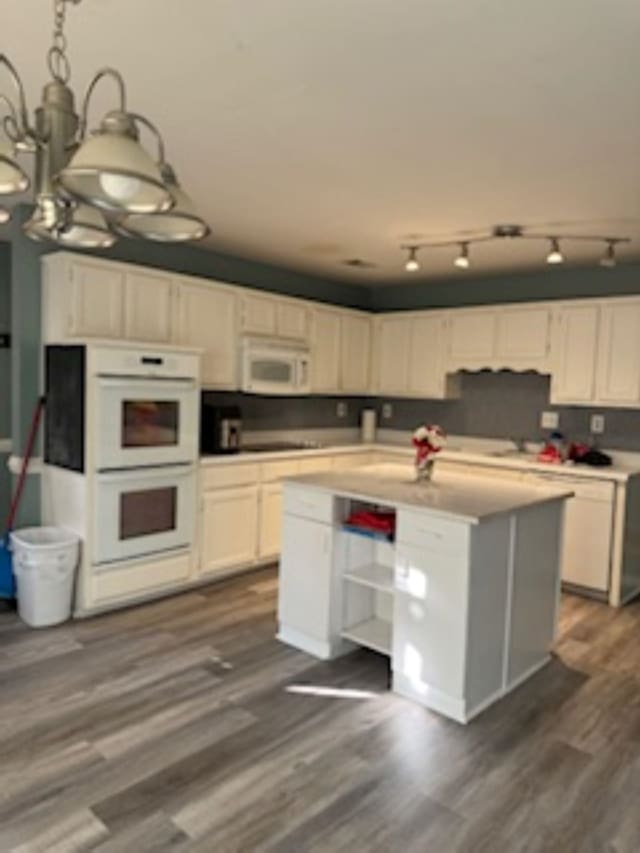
top-left (200, 485), bottom-right (259, 576)
top-left (258, 482), bottom-right (283, 560)
top-left (278, 513), bottom-right (332, 643)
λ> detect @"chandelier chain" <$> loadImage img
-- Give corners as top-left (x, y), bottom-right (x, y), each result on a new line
top-left (48, 0), bottom-right (71, 84)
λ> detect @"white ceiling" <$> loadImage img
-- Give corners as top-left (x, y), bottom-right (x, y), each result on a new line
top-left (3, 0), bottom-right (640, 284)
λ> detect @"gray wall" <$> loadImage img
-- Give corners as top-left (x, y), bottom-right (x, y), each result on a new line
top-left (0, 242), bottom-right (10, 526)
top-left (376, 371), bottom-right (640, 452)
top-left (370, 262), bottom-right (640, 312)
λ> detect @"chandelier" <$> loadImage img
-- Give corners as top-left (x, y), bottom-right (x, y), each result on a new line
top-left (402, 224), bottom-right (631, 273)
top-left (0, 0), bottom-right (209, 248)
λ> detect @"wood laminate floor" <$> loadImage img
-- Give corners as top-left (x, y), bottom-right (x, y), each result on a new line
top-left (1, 568), bottom-right (639, 853)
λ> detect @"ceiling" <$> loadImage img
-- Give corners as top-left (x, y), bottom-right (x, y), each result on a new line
top-left (3, 0), bottom-right (640, 285)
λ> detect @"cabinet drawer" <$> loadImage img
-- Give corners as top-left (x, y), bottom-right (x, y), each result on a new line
top-left (260, 459), bottom-right (300, 483)
top-left (397, 509), bottom-right (470, 553)
top-left (333, 452), bottom-right (374, 470)
top-left (201, 463), bottom-right (258, 491)
top-left (284, 486), bottom-right (334, 524)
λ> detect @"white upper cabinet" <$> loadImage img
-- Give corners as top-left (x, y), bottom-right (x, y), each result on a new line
top-left (176, 279), bottom-right (238, 389)
top-left (408, 313), bottom-right (449, 398)
top-left (70, 260), bottom-right (125, 339)
top-left (241, 293), bottom-right (278, 336)
top-left (595, 300), bottom-right (640, 406)
top-left (124, 269), bottom-right (174, 344)
top-left (340, 312), bottom-right (371, 393)
top-left (496, 305), bottom-right (551, 370)
top-left (447, 309), bottom-right (497, 369)
top-left (376, 316), bottom-right (411, 395)
top-left (310, 306), bottom-right (342, 393)
top-left (277, 301), bottom-right (309, 340)
top-left (550, 303), bottom-right (599, 404)
top-left (241, 292), bottom-right (309, 341)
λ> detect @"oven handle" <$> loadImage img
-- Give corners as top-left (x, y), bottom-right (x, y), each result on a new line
top-left (97, 377), bottom-right (197, 392)
top-left (96, 463), bottom-right (196, 483)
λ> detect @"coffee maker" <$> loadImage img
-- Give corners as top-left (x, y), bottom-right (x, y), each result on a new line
top-left (200, 403), bottom-right (242, 455)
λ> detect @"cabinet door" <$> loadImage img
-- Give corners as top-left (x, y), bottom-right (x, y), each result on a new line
top-left (258, 483), bottom-right (283, 560)
top-left (124, 269), bottom-right (174, 343)
top-left (448, 309), bottom-right (497, 368)
top-left (376, 316), bottom-right (410, 395)
top-left (340, 314), bottom-right (371, 393)
top-left (596, 301), bottom-right (640, 405)
top-left (278, 514), bottom-right (332, 640)
top-left (200, 485), bottom-right (259, 575)
top-left (310, 308), bottom-right (342, 392)
top-left (176, 282), bottom-right (238, 388)
top-left (561, 496), bottom-right (613, 591)
top-left (408, 314), bottom-right (446, 398)
top-left (241, 293), bottom-right (277, 336)
top-left (69, 259), bottom-right (125, 338)
top-left (550, 304), bottom-right (599, 404)
top-left (496, 306), bottom-right (550, 368)
top-left (277, 302), bottom-right (309, 340)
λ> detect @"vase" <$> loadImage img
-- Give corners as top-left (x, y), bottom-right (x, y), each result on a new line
top-left (415, 458), bottom-right (435, 483)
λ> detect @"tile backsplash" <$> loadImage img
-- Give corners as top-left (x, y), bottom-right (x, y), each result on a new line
top-left (204, 372), bottom-right (640, 452)
top-left (377, 371), bottom-right (640, 452)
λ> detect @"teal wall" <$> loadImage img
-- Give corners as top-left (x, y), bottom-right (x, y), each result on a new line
top-left (0, 242), bottom-right (10, 527)
top-left (370, 262), bottom-right (640, 312)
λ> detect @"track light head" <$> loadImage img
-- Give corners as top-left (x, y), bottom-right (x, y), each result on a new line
top-left (599, 241), bottom-right (617, 269)
top-left (454, 242), bottom-right (470, 269)
top-left (405, 246), bottom-right (420, 272)
top-left (546, 238), bottom-right (564, 265)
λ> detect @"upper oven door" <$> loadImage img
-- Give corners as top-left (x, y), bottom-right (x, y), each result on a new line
top-left (94, 377), bottom-right (199, 471)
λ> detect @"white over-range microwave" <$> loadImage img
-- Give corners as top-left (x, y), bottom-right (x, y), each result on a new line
top-left (240, 337), bottom-right (311, 395)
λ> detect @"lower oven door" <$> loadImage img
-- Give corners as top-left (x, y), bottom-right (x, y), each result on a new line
top-left (93, 464), bottom-right (196, 566)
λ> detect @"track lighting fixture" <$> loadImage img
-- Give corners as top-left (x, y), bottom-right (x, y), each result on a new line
top-left (399, 225), bottom-right (629, 274)
top-left (405, 246), bottom-right (420, 272)
top-left (0, 0), bottom-right (208, 250)
top-left (0, 206), bottom-right (10, 224)
top-left (454, 242), bottom-right (470, 269)
top-left (599, 240), bottom-right (617, 269)
top-left (546, 238), bottom-right (564, 265)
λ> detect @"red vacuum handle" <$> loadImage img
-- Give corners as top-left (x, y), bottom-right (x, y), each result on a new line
top-left (5, 396), bottom-right (46, 533)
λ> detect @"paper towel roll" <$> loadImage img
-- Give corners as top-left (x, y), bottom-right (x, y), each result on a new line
top-left (361, 409), bottom-right (377, 443)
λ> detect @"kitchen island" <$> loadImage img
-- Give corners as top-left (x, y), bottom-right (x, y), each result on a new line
top-left (277, 464), bottom-right (572, 723)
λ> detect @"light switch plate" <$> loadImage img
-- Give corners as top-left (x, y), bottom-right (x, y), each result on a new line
top-left (591, 413), bottom-right (605, 434)
top-left (382, 403), bottom-right (393, 419)
top-left (541, 411), bottom-right (559, 430)
top-left (336, 402), bottom-right (347, 418)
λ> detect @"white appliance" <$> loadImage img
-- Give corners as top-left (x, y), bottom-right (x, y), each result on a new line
top-left (241, 337), bottom-right (310, 395)
top-left (94, 376), bottom-right (198, 470)
top-left (93, 463), bottom-right (196, 565)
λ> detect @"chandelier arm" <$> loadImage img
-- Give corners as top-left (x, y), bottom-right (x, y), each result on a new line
top-left (0, 55), bottom-right (34, 140)
top-left (128, 112), bottom-right (166, 166)
top-left (79, 67), bottom-right (127, 138)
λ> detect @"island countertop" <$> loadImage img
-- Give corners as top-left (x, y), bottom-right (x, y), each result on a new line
top-left (284, 463), bottom-right (573, 525)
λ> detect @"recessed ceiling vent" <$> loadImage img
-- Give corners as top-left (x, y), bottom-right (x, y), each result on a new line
top-left (342, 258), bottom-right (376, 269)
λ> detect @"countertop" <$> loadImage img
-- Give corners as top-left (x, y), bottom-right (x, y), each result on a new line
top-left (200, 440), bottom-right (640, 483)
top-left (284, 464), bottom-right (573, 525)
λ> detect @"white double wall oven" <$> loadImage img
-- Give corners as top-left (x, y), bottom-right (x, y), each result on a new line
top-left (91, 348), bottom-right (199, 566)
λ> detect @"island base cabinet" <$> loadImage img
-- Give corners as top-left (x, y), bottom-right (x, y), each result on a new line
top-left (277, 514), bottom-right (335, 657)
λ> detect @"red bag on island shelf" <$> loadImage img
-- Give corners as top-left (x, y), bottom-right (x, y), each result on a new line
top-left (344, 510), bottom-right (396, 537)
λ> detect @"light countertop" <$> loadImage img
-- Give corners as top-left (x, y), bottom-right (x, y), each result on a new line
top-left (284, 464), bottom-right (573, 525)
top-left (200, 439), bottom-right (640, 483)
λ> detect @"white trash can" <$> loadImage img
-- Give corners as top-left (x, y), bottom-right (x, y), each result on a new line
top-left (10, 527), bottom-right (80, 628)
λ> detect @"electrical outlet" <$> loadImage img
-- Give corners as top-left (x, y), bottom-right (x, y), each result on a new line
top-left (336, 402), bottom-right (347, 419)
top-left (540, 411), bottom-right (559, 430)
top-left (382, 403), bottom-right (393, 420)
top-left (591, 414), bottom-right (605, 434)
